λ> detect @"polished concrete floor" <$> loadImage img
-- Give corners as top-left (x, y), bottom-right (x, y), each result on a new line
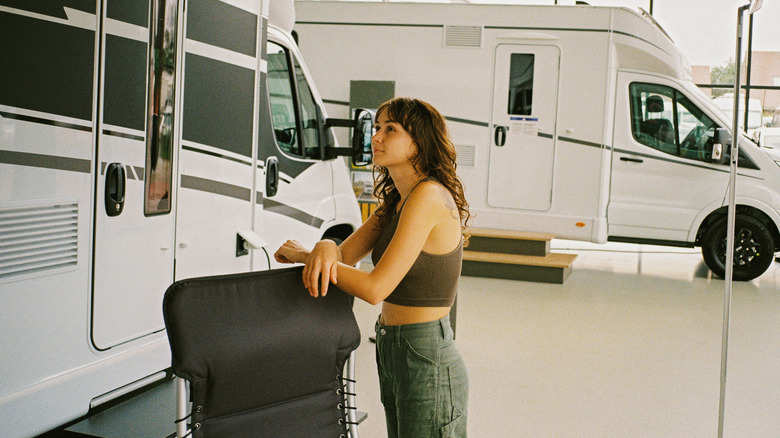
top-left (351, 241), bottom-right (780, 438)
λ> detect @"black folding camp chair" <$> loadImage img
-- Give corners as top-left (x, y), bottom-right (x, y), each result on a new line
top-left (163, 266), bottom-right (362, 438)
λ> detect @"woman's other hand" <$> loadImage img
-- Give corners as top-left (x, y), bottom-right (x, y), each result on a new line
top-left (303, 240), bottom-right (341, 297)
top-left (273, 240), bottom-right (309, 264)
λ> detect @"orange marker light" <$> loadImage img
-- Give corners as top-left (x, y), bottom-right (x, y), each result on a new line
top-left (575, 222), bottom-right (586, 227)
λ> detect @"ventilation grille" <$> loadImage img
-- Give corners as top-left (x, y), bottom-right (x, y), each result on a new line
top-left (0, 201), bottom-right (78, 281)
top-left (455, 144), bottom-right (476, 168)
top-left (443, 25), bottom-right (483, 48)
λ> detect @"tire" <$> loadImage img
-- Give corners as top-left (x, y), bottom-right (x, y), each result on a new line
top-left (701, 215), bottom-right (775, 281)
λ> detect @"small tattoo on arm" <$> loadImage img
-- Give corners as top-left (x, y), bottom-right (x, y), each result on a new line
top-left (437, 185), bottom-right (459, 219)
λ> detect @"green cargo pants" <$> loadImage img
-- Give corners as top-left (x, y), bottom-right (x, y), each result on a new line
top-left (375, 315), bottom-right (469, 437)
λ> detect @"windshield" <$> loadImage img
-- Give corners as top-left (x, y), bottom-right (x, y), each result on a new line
top-left (764, 134), bottom-right (780, 149)
top-left (721, 109), bottom-right (763, 130)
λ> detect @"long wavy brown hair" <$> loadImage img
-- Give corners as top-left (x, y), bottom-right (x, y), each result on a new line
top-left (372, 97), bottom-right (471, 237)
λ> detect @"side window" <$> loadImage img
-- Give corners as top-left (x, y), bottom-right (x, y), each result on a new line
top-left (294, 58), bottom-right (321, 158)
top-left (266, 41), bottom-right (321, 159)
top-left (144, 0), bottom-right (177, 215)
top-left (508, 54), bottom-right (534, 116)
top-left (629, 83), bottom-right (718, 162)
top-left (267, 42), bottom-right (301, 156)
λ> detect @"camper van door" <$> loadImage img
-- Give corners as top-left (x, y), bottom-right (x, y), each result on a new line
top-left (92, 1), bottom-right (177, 349)
top-left (488, 43), bottom-right (560, 211)
top-left (608, 72), bottom-right (729, 241)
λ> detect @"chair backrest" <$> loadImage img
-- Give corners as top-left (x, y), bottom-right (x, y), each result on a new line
top-left (163, 266), bottom-right (361, 438)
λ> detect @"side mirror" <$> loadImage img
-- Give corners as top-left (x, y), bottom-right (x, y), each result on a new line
top-left (323, 108), bottom-right (374, 167)
top-left (711, 128), bottom-right (730, 164)
top-left (352, 109), bottom-right (374, 167)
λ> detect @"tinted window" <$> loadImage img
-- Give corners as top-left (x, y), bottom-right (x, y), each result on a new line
top-left (630, 83), bottom-right (720, 163)
top-left (508, 53), bottom-right (534, 116)
top-left (144, 0), bottom-right (177, 215)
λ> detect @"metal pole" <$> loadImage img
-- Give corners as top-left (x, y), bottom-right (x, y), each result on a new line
top-left (649, 0), bottom-right (653, 15)
top-left (744, 13), bottom-right (754, 131)
top-left (719, 6), bottom-right (749, 437)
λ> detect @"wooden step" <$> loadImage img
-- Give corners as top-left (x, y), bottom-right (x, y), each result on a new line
top-left (467, 228), bottom-right (555, 257)
top-left (462, 250), bottom-right (577, 284)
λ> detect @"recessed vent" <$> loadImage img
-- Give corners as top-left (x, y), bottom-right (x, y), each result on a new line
top-left (0, 201), bottom-right (78, 281)
top-left (455, 144), bottom-right (476, 168)
top-left (443, 25), bottom-right (483, 48)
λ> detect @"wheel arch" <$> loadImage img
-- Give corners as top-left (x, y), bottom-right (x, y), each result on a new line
top-left (321, 223), bottom-right (355, 243)
top-left (695, 204), bottom-right (780, 251)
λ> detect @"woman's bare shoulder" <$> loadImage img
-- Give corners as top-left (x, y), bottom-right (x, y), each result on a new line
top-left (408, 180), bottom-right (458, 219)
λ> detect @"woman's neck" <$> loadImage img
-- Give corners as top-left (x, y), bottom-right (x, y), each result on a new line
top-left (390, 166), bottom-right (426, 202)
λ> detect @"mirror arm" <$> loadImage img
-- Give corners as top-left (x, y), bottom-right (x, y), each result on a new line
top-left (324, 145), bottom-right (354, 158)
top-left (324, 118), bottom-right (356, 129)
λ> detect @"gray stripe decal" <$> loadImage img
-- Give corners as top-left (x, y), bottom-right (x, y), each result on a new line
top-left (263, 198), bottom-right (324, 228)
top-left (0, 111), bottom-right (92, 132)
top-left (180, 175), bottom-right (251, 201)
top-left (299, 22), bottom-right (667, 56)
top-left (297, 21), bottom-right (441, 29)
top-left (322, 99), bottom-right (350, 106)
top-left (182, 145), bottom-right (254, 166)
top-left (103, 129), bottom-right (145, 142)
top-left (445, 116), bottom-right (489, 128)
top-left (612, 147), bottom-right (762, 178)
top-left (1, 150), bottom-right (91, 173)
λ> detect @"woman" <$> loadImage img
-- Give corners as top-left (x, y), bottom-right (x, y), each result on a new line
top-left (274, 97), bottom-right (470, 437)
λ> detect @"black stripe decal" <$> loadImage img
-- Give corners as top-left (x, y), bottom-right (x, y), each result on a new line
top-left (106, 0), bottom-right (148, 27)
top-left (187, 0), bottom-right (257, 56)
top-left (1, 150), bottom-right (91, 173)
top-left (263, 198), bottom-right (324, 228)
top-left (183, 53), bottom-right (255, 158)
top-left (103, 129), bottom-right (145, 142)
top-left (0, 1), bottom-right (97, 18)
top-left (1, 111), bottom-right (92, 132)
top-left (180, 175), bottom-right (252, 201)
top-left (1, 11), bottom-right (95, 121)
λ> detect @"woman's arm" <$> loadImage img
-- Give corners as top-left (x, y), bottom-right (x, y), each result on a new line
top-left (275, 213), bottom-right (383, 297)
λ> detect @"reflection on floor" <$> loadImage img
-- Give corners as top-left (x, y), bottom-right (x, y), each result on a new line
top-left (352, 241), bottom-right (780, 437)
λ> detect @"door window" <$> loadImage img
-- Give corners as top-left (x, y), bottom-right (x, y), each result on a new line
top-left (629, 83), bottom-right (719, 162)
top-left (508, 54), bottom-right (535, 116)
top-left (144, 0), bottom-right (177, 215)
top-left (266, 41), bottom-right (321, 159)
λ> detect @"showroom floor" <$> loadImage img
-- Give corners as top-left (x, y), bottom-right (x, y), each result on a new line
top-left (349, 241), bottom-right (780, 438)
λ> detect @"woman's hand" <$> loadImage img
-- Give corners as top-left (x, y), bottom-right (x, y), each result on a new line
top-left (303, 240), bottom-right (341, 297)
top-left (273, 240), bottom-right (309, 265)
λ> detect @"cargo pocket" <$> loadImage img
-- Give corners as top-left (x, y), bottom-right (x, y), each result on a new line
top-left (438, 410), bottom-right (465, 438)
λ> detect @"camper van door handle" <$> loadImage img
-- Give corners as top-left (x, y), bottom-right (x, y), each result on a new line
top-left (494, 125), bottom-right (507, 147)
top-left (105, 162), bottom-right (126, 217)
top-left (620, 156), bottom-right (643, 163)
top-left (265, 157), bottom-right (279, 197)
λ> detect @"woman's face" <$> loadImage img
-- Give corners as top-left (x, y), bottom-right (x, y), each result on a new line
top-left (371, 110), bottom-right (417, 169)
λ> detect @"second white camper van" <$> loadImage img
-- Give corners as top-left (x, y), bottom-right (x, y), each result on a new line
top-left (295, 0), bottom-right (780, 281)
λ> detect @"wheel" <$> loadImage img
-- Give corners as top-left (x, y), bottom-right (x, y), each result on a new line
top-left (701, 215), bottom-right (775, 281)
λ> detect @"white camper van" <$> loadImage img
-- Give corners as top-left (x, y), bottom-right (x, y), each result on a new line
top-left (0, 0), bottom-right (369, 436)
top-left (295, 0), bottom-right (780, 282)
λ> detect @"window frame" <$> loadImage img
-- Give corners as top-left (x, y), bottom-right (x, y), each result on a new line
top-left (266, 39), bottom-right (322, 161)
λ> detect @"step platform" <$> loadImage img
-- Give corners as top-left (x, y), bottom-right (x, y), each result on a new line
top-left (463, 228), bottom-right (576, 284)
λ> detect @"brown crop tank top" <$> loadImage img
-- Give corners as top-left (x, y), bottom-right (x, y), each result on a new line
top-left (370, 179), bottom-right (463, 307)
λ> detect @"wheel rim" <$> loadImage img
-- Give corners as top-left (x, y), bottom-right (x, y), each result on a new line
top-left (716, 227), bottom-right (763, 268)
